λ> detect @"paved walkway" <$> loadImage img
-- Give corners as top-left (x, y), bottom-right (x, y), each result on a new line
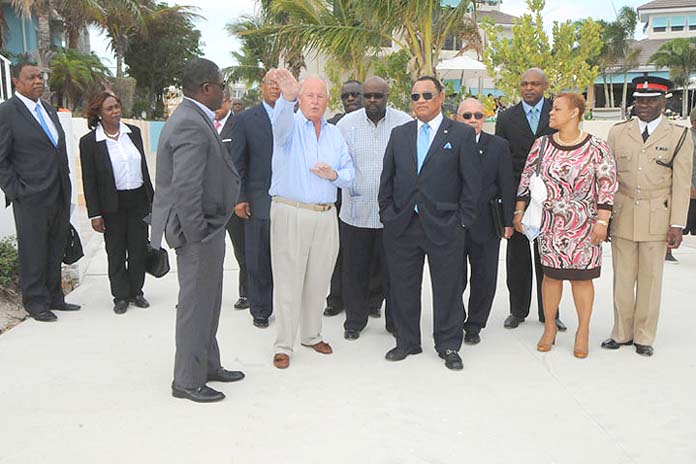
top-left (1, 223), bottom-right (695, 463)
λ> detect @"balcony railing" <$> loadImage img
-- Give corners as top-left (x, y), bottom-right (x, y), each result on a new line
top-left (0, 54), bottom-right (12, 103)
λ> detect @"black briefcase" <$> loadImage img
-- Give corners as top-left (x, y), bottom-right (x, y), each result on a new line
top-left (145, 242), bottom-right (170, 278)
top-left (63, 223), bottom-right (84, 264)
top-left (489, 197), bottom-right (505, 239)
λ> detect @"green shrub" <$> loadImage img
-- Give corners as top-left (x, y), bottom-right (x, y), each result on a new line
top-left (0, 236), bottom-right (19, 291)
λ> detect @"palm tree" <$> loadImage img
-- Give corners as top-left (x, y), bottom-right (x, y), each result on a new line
top-left (56, 0), bottom-right (105, 50)
top-left (650, 38), bottom-right (696, 117)
top-left (49, 48), bottom-right (111, 109)
top-left (7, 0), bottom-right (51, 64)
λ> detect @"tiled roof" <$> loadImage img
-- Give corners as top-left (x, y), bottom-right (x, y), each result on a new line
top-left (638, 0), bottom-right (696, 10)
top-left (610, 38), bottom-right (669, 67)
top-left (477, 10), bottom-right (518, 25)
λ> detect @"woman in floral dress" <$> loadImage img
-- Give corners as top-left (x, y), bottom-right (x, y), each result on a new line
top-left (514, 93), bottom-right (618, 358)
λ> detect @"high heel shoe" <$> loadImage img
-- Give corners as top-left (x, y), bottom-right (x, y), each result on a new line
top-left (574, 331), bottom-right (589, 359)
top-left (537, 329), bottom-right (557, 352)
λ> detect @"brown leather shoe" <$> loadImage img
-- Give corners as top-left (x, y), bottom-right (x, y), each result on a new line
top-left (301, 341), bottom-right (333, 354)
top-left (273, 353), bottom-right (290, 369)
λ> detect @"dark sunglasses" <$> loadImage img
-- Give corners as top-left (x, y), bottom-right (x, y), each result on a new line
top-left (363, 92), bottom-right (385, 100)
top-left (341, 91), bottom-right (362, 99)
top-left (461, 112), bottom-right (484, 120)
top-left (411, 92), bottom-right (436, 102)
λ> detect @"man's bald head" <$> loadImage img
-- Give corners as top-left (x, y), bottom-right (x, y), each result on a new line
top-left (299, 76), bottom-right (329, 122)
top-left (363, 76), bottom-right (390, 122)
top-left (520, 67), bottom-right (548, 106)
top-left (456, 98), bottom-right (485, 134)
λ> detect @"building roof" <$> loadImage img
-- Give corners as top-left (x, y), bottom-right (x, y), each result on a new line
top-left (610, 38), bottom-right (669, 68)
top-left (638, 0), bottom-right (696, 10)
top-left (477, 10), bottom-right (518, 25)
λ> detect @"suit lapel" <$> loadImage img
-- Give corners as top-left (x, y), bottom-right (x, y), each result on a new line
top-left (420, 116), bottom-right (451, 173)
top-left (627, 119), bottom-right (644, 145)
top-left (514, 103), bottom-right (533, 137)
top-left (96, 136), bottom-right (116, 182)
top-left (12, 96), bottom-right (56, 147)
top-left (537, 98), bottom-right (552, 135)
top-left (183, 99), bottom-right (238, 175)
top-left (477, 131), bottom-right (490, 157)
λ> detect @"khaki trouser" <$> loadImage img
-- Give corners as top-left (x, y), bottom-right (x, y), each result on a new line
top-left (611, 237), bottom-right (667, 346)
top-left (270, 199), bottom-right (339, 355)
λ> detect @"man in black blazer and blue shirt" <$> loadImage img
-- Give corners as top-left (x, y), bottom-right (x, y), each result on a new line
top-left (379, 76), bottom-right (480, 370)
top-left (228, 71), bottom-right (279, 328)
top-left (494, 68), bottom-right (566, 332)
top-left (0, 62), bottom-right (80, 322)
top-left (455, 98), bottom-right (514, 345)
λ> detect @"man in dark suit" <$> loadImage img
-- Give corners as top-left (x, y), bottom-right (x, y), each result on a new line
top-left (494, 67), bottom-right (565, 332)
top-left (455, 98), bottom-right (514, 345)
top-left (150, 58), bottom-right (244, 403)
top-left (215, 90), bottom-right (248, 310)
top-left (229, 71), bottom-right (279, 328)
top-left (0, 62), bottom-right (80, 322)
top-left (379, 76), bottom-right (480, 370)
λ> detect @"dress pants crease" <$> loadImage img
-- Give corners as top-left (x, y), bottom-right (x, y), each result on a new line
top-left (245, 216), bottom-right (273, 320)
top-left (226, 214), bottom-right (248, 298)
top-left (464, 233), bottom-right (501, 332)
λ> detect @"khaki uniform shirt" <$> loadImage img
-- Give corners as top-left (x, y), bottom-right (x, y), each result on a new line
top-left (607, 117), bottom-right (693, 242)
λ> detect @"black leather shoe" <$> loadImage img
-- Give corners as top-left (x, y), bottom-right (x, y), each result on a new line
top-left (114, 300), bottom-right (129, 314)
top-left (555, 319), bottom-right (567, 332)
top-left (51, 302), bottom-right (81, 311)
top-left (601, 338), bottom-right (633, 350)
top-left (438, 349), bottom-right (463, 370)
top-left (131, 295), bottom-right (150, 308)
top-left (253, 318), bottom-right (269, 328)
top-left (207, 368), bottom-right (245, 383)
top-left (344, 329), bottom-right (360, 340)
top-left (504, 315), bottom-right (524, 329)
top-left (323, 304), bottom-right (344, 316)
top-left (32, 310), bottom-right (57, 322)
top-left (368, 307), bottom-right (381, 318)
top-left (385, 346), bottom-right (422, 361)
top-left (234, 297), bottom-right (249, 309)
top-left (464, 332), bottom-right (481, 345)
top-left (172, 384), bottom-right (225, 403)
top-left (635, 344), bottom-right (654, 357)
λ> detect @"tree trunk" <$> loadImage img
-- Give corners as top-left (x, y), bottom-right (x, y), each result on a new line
top-left (603, 73), bottom-right (610, 108)
top-left (37, 13), bottom-right (51, 58)
top-left (621, 71), bottom-right (629, 118)
top-left (609, 79), bottom-right (615, 107)
top-left (683, 87), bottom-right (689, 118)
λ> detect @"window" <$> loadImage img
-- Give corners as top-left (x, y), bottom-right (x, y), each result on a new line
top-left (443, 33), bottom-right (461, 51)
top-left (653, 16), bottom-right (667, 32)
top-left (688, 15), bottom-right (696, 31)
top-left (670, 16), bottom-right (685, 32)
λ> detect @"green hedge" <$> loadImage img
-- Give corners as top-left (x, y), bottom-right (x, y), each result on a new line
top-left (0, 237), bottom-right (19, 291)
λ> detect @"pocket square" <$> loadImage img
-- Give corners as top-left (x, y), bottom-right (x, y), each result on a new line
top-left (443, 142), bottom-right (452, 150)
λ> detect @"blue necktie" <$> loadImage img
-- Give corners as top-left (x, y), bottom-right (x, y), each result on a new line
top-left (528, 108), bottom-right (539, 134)
top-left (417, 122), bottom-right (430, 174)
top-left (35, 102), bottom-right (57, 147)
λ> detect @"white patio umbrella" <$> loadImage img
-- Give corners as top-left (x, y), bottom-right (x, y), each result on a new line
top-left (435, 55), bottom-right (489, 95)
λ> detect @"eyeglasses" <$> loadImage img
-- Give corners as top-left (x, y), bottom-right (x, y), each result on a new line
top-left (411, 92), bottom-right (436, 102)
top-left (461, 112), bottom-right (484, 120)
top-left (363, 92), bottom-right (385, 100)
top-left (341, 91), bottom-right (362, 99)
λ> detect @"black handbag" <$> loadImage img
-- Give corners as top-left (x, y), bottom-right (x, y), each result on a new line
top-left (145, 242), bottom-right (170, 278)
top-left (489, 197), bottom-right (505, 239)
top-left (63, 223), bottom-right (84, 264)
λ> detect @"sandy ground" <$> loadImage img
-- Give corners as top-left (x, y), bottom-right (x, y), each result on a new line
top-left (0, 226), bottom-right (695, 463)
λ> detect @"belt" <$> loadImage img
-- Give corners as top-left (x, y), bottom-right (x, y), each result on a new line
top-left (272, 196), bottom-right (333, 212)
top-left (617, 187), bottom-right (670, 201)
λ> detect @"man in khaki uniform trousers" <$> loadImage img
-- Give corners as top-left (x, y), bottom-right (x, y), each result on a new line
top-left (604, 76), bottom-right (693, 357)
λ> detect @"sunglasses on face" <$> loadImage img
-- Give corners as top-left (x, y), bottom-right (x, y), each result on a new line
top-left (341, 91), bottom-right (362, 99)
top-left (411, 92), bottom-right (436, 102)
top-left (363, 92), bottom-right (385, 100)
top-left (461, 112), bottom-right (484, 120)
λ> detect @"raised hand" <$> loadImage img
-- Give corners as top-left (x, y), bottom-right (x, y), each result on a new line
top-left (272, 68), bottom-right (301, 102)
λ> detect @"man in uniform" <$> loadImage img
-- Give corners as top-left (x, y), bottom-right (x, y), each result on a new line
top-left (604, 76), bottom-right (693, 357)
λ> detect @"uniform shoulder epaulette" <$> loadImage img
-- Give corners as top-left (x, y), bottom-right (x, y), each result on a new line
top-left (614, 119), bottom-right (632, 125)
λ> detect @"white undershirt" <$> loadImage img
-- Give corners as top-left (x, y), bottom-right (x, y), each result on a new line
top-left (95, 122), bottom-right (144, 191)
top-left (15, 91), bottom-right (59, 143)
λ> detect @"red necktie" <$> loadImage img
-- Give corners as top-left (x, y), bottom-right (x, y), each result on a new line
top-left (214, 120), bottom-right (221, 131)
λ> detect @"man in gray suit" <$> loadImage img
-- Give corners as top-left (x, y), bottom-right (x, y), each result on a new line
top-left (0, 62), bottom-right (80, 322)
top-left (150, 58), bottom-right (244, 403)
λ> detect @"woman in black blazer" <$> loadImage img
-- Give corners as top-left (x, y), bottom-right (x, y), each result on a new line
top-left (80, 91), bottom-right (154, 314)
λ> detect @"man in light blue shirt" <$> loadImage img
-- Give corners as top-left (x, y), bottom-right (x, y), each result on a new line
top-left (268, 68), bottom-right (354, 369)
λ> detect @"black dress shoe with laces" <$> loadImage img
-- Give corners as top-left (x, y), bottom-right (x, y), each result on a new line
top-left (172, 384), bottom-right (225, 403)
top-left (253, 318), bottom-right (269, 328)
top-left (234, 297), bottom-right (250, 309)
top-left (464, 332), bottom-right (481, 345)
top-left (323, 304), bottom-right (344, 316)
top-left (504, 315), bottom-right (524, 329)
top-left (438, 350), bottom-right (463, 370)
top-left (344, 329), bottom-right (360, 340)
top-left (635, 344), bottom-right (654, 357)
top-left (601, 338), bottom-right (633, 350)
top-left (385, 346), bottom-right (422, 361)
top-left (113, 300), bottom-right (129, 314)
top-left (32, 310), bottom-right (57, 322)
top-left (51, 302), bottom-right (81, 311)
top-left (208, 368), bottom-right (245, 382)
top-left (131, 295), bottom-right (150, 308)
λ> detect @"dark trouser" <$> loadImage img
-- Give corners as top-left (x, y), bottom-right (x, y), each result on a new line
top-left (245, 216), bottom-right (273, 320)
top-left (384, 215), bottom-right (465, 353)
top-left (102, 187), bottom-right (148, 302)
top-left (13, 198), bottom-right (69, 315)
top-left (341, 221), bottom-right (390, 332)
top-left (506, 230), bottom-right (558, 320)
top-left (226, 214), bottom-right (247, 298)
top-left (174, 230), bottom-right (225, 389)
top-left (463, 232), bottom-right (501, 334)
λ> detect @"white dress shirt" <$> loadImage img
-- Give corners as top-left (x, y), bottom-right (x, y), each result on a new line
top-left (96, 122), bottom-right (144, 191)
top-left (417, 112), bottom-right (443, 151)
top-left (215, 111), bottom-right (231, 134)
top-left (638, 115), bottom-right (662, 138)
top-left (15, 91), bottom-right (59, 143)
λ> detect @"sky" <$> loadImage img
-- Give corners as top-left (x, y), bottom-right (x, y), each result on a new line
top-left (89, 0), bottom-right (651, 74)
